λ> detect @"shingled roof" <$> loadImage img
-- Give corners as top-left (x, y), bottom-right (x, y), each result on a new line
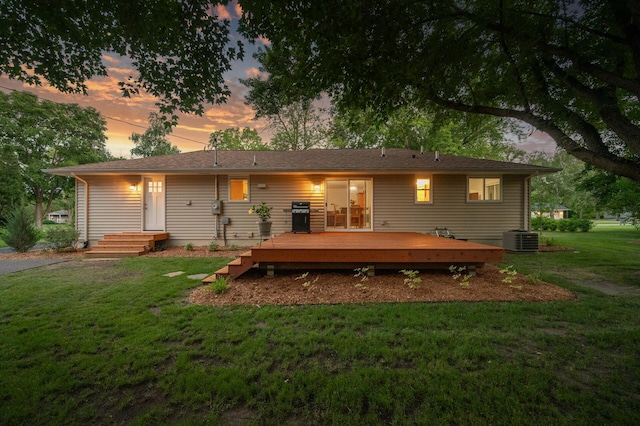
top-left (45, 148), bottom-right (558, 176)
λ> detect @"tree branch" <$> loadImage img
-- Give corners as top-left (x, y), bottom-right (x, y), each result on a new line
top-left (428, 95), bottom-right (640, 182)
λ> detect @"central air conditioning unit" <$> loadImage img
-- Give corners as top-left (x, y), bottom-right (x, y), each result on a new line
top-left (503, 230), bottom-right (539, 252)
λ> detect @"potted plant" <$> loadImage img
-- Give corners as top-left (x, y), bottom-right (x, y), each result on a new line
top-left (249, 201), bottom-right (273, 237)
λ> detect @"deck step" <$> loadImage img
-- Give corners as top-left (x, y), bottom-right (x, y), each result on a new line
top-left (85, 232), bottom-right (169, 258)
top-left (205, 251), bottom-right (255, 281)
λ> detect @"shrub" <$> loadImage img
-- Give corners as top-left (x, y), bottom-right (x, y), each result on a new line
top-left (44, 226), bottom-right (79, 251)
top-left (532, 217), bottom-right (557, 231)
top-left (575, 218), bottom-right (594, 232)
top-left (0, 205), bottom-right (40, 252)
top-left (209, 276), bottom-right (229, 294)
top-left (557, 218), bottom-right (593, 232)
top-left (184, 242), bottom-right (194, 251)
top-left (208, 241), bottom-right (219, 252)
top-left (42, 219), bottom-right (56, 225)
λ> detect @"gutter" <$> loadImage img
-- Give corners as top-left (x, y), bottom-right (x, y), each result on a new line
top-left (73, 174), bottom-right (89, 245)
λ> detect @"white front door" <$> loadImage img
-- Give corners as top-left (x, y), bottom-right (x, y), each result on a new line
top-left (144, 177), bottom-right (165, 231)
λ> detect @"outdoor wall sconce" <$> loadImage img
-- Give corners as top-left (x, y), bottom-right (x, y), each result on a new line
top-left (313, 181), bottom-right (322, 192)
top-left (129, 183), bottom-right (138, 191)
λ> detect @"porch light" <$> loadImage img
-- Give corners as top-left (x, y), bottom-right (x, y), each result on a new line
top-left (129, 183), bottom-right (138, 192)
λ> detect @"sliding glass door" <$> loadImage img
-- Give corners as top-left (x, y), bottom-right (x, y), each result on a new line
top-left (325, 178), bottom-right (372, 231)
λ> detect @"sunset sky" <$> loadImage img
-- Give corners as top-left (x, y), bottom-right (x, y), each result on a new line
top-left (0, 2), bottom-right (555, 157)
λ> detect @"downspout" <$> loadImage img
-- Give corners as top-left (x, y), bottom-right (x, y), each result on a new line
top-left (214, 174), bottom-right (219, 239)
top-left (73, 173), bottom-right (89, 246)
top-left (524, 175), bottom-right (533, 230)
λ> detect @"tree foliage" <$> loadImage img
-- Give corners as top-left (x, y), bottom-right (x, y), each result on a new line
top-left (242, 65), bottom-right (327, 150)
top-left (0, 0), bottom-right (243, 119)
top-left (527, 151), bottom-right (597, 219)
top-left (208, 127), bottom-right (269, 150)
top-left (239, 0), bottom-right (640, 182)
top-left (0, 91), bottom-right (109, 227)
top-left (328, 104), bottom-right (524, 161)
top-left (130, 112), bottom-right (180, 158)
top-left (579, 169), bottom-right (640, 221)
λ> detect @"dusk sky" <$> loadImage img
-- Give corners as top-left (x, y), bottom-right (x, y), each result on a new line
top-left (0, 1), bottom-right (555, 157)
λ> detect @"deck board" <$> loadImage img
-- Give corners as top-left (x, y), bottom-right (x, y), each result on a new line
top-left (251, 232), bottom-right (503, 269)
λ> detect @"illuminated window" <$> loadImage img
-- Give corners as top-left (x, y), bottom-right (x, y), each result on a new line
top-left (147, 181), bottom-right (162, 193)
top-left (416, 178), bottom-right (431, 203)
top-left (468, 177), bottom-right (501, 201)
top-left (229, 178), bottom-right (248, 201)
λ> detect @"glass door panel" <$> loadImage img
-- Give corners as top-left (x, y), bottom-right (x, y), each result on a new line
top-left (326, 178), bottom-right (372, 231)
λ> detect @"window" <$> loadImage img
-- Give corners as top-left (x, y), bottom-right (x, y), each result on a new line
top-left (468, 177), bottom-right (501, 201)
top-left (416, 177), bottom-right (431, 203)
top-left (229, 178), bottom-right (248, 201)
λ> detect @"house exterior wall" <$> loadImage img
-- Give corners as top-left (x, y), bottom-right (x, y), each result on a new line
top-left (76, 172), bottom-right (530, 247)
top-left (77, 175), bottom-right (142, 245)
top-left (166, 174), bottom-right (325, 246)
top-left (373, 174), bottom-right (527, 245)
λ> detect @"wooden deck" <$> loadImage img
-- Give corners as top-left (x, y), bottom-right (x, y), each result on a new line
top-left (206, 232), bottom-right (503, 281)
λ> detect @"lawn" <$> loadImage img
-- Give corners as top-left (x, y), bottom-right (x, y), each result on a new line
top-left (0, 227), bottom-right (639, 425)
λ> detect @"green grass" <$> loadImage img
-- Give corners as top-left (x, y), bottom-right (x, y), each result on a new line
top-left (1, 228), bottom-right (639, 424)
top-left (508, 225), bottom-right (640, 288)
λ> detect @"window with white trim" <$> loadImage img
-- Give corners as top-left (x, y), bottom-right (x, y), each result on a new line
top-left (468, 177), bottom-right (501, 201)
top-left (416, 177), bottom-right (432, 203)
top-left (229, 178), bottom-right (249, 201)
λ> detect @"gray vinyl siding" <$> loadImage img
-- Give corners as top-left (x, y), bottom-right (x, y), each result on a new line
top-left (164, 174), bottom-right (324, 245)
top-left (216, 174), bottom-right (324, 244)
top-left (76, 171), bottom-right (530, 247)
top-left (165, 175), bottom-right (217, 242)
top-left (373, 174), bottom-right (528, 245)
top-left (80, 175), bottom-right (142, 244)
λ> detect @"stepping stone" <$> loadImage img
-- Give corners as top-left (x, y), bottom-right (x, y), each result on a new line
top-left (187, 273), bottom-right (209, 280)
top-left (164, 271), bottom-right (184, 277)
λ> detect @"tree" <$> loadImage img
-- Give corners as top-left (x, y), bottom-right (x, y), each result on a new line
top-left (208, 127), bottom-right (270, 150)
top-left (0, 142), bottom-right (24, 224)
top-left (242, 69), bottom-right (327, 150)
top-left (527, 151), bottom-right (598, 219)
top-left (0, 91), bottom-right (109, 228)
top-left (0, 0), bottom-right (243, 120)
top-left (239, 0), bottom-right (640, 182)
top-left (130, 112), bottom-right (180, 158)
top-left (328, 104), bottom-right (524, 161)
top-left (580, 170), bottom-right (640, 222)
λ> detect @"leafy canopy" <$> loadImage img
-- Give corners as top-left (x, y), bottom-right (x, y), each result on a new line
top-left (0, 91), bottom-right (109, 227)
top-left (239, 0), bottom-right (640, 182)
top-left (130, 112), bottom-right (180, 158)
top-left (0, 0), bottom-right (243, 120)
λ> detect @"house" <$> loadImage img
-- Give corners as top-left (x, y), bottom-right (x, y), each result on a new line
top-left (45, 148), bottom-right (558, 248)
top-left (46, 209), bottom-right (69, 224)
top-left (532, 204), bottom-right (571, 220)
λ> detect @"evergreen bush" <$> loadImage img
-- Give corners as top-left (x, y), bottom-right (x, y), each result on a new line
top-left (0, 205), bottom-right (40, 252)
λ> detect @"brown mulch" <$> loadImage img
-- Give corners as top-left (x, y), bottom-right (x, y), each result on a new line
top-left (2, 245), bottom-right (576, 306)
top-left (189, 264), bottom-right (575, 306)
